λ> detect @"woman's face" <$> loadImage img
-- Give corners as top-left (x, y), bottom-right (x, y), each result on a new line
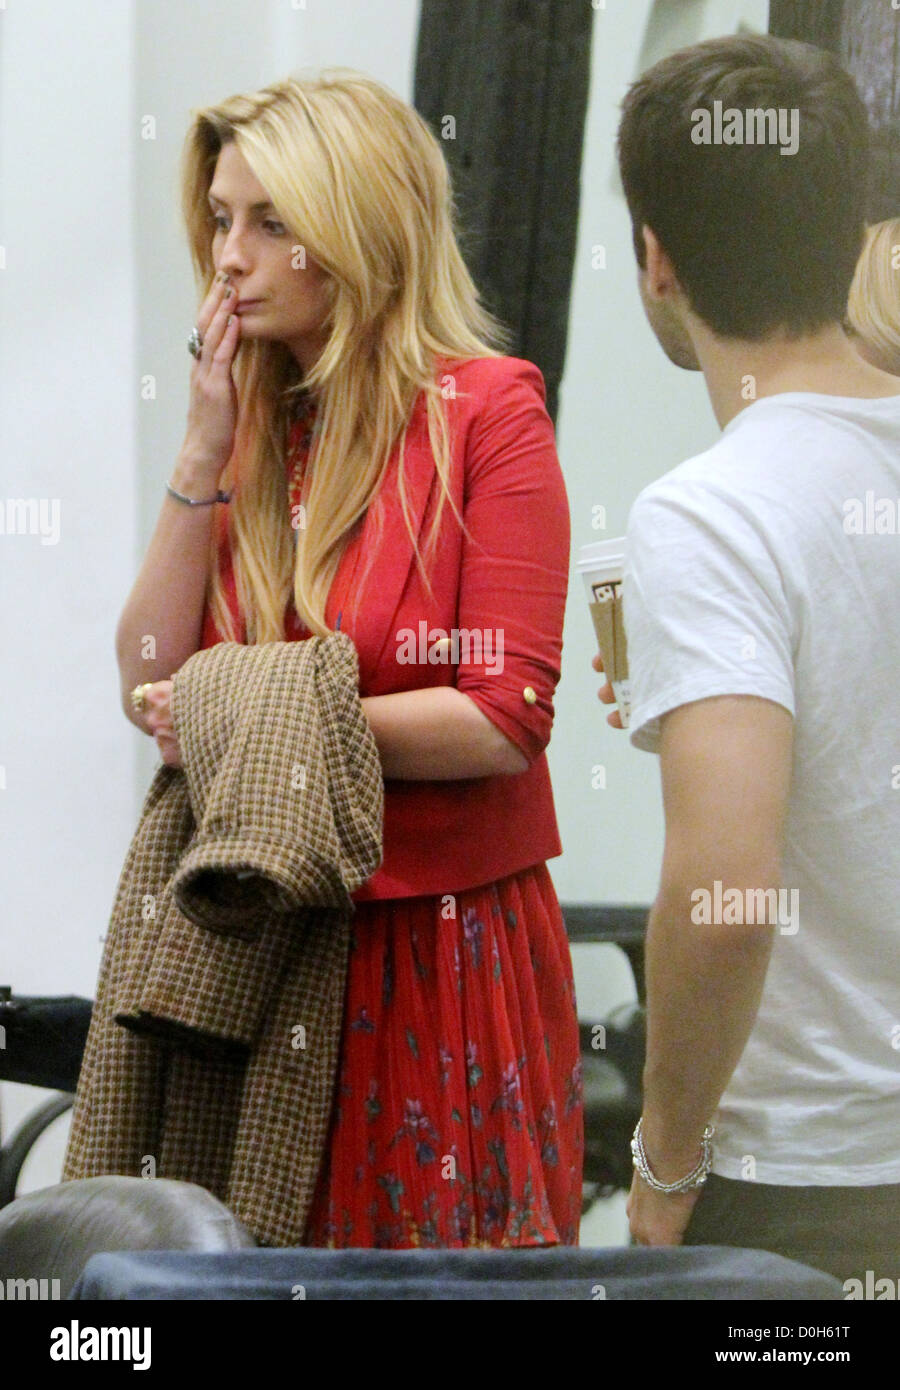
top-left (208, 141), bottom-right (333, 372)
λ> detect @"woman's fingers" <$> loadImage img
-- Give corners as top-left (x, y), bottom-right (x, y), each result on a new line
top-left (194, 280), bottom-right (236, 368)
top-left (210, 308), bottom-right (241, 367)
top-left (141, 680), bottom-right (181, 765)
top-left (154, 729), bottom-right (183, 768)
top-left (143, 679), bottom-right (173, 705)
top-left (181, 282), bottom-right (240, 472)
top-left (142, 680), bottom-right (173, 733)
top-left (195, 273), bottom-right (230, 341)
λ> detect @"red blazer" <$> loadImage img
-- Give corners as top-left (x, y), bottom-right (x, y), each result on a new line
top-left (200, 355), bottom-right (570, 900)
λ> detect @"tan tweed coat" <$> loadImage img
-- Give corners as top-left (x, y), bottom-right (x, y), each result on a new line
top-left (61, 634), bottom-right (383, 1246)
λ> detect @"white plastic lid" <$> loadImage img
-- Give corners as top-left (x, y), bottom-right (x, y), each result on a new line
top-left (576, 537), bottom-right (626, 573)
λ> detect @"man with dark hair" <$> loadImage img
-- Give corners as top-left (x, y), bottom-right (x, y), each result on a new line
top-left (617, 34), bottom-right (870, 341)
top-left (605, 33), bottom-right (900, 1282)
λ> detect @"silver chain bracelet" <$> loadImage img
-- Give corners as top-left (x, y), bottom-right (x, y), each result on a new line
top-left (631, 1116), bottom-right (715, 1194)
top-left (166, 480), bottom-right (233, 507)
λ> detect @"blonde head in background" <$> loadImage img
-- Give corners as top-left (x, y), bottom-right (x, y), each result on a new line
top-left (846, 218), bottom-right (900, 378)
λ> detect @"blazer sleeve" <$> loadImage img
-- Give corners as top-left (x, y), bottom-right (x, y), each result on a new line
top-left (454, 358), bottom-right (570, 763)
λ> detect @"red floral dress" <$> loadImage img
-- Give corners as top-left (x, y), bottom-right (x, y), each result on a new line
top-left (209, 401), bottom-right (584, 1248)
top-left (305, 865), bottom-right (583, 1248)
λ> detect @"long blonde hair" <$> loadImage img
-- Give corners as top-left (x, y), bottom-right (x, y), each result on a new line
top-left (846, 219), bottom-right (900, 377)
top-left (181, 69), bottom-right (513, 642)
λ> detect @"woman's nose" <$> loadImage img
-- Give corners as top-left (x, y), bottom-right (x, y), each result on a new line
top-left (218, 226), bottom-right (252, 274)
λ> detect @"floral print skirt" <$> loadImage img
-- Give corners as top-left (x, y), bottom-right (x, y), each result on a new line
top-left (303, 862), bottom-right (584, 1248)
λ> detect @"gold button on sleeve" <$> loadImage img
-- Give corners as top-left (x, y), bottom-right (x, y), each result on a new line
top-left (522, 686), bottom-right (537, 705)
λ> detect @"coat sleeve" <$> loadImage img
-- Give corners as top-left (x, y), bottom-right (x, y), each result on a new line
top-left (453, 358), bottom-right (570, 764)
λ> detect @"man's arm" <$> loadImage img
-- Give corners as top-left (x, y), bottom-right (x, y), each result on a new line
top-left (629, 693), bottom-right (793, 1242)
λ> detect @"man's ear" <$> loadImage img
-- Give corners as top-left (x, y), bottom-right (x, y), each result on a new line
top-left (641, 226), bottom-right (679, 300)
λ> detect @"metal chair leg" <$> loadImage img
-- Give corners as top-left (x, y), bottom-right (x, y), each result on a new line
top-left (0, 1093), bottom-right (75, 1209)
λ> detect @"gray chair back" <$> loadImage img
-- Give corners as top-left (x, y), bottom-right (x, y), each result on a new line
top-left (0, 1175), bottom-right (256, 1299)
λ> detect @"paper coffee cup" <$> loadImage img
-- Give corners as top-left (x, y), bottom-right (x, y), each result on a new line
top-left (578, 538), bottom-right (631, 728)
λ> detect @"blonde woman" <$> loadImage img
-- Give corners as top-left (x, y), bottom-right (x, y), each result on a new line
top-left (846, 218), bottom-right (900, 376)
top-left (116, 70), bottom-right (582, 1247)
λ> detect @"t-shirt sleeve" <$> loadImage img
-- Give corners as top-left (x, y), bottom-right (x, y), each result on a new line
top-left (454, 359), bottom-right (570, 763)
top-left (623, 478), bottom-right (797, 754)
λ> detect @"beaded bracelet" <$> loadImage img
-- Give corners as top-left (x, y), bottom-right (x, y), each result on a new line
top-left (631, 1116), bottom-right (715, 1194)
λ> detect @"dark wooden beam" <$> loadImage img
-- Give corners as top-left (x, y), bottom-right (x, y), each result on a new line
top-left (769, 1), bottom-right (845, 50)
top-left (771, 0), bottom-right (899, 220)
top-left (840, 0), bottom-right (900, 220)
top-left (413, 1), bottom-right (595, 426)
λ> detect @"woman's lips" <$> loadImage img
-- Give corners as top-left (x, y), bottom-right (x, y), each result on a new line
top-left (236, 299), bottom-right (263, 312)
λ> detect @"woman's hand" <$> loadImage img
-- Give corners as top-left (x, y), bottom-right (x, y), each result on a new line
top-left (142, 680), bottom-right (183, 768)
top-left (180, 272), bottom-right (243, 482)
top-left (591, 651), bottom-right (624, 729)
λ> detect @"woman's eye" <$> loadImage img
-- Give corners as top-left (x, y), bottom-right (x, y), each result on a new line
top-left (210, 214), bottom-right (284, 235)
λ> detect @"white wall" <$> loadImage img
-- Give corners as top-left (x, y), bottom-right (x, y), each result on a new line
top-left (1, 0), bottom-right (768, 1236)
top-left (0, 0), bottom-right (139, 1189)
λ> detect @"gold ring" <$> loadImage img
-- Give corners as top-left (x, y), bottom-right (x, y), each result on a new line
top-left (130, 683), bottom-right (152, 713)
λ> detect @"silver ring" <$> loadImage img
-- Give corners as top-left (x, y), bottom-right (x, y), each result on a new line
top-left (187, 326), bottom-right (203, 359)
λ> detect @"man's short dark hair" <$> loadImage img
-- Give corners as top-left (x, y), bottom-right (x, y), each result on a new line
top-left (616, 35), bottom-right (871, 339)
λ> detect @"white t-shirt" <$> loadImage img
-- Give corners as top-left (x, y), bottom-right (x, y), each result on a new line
top-left (623, 391), bottom-right (900, 1185)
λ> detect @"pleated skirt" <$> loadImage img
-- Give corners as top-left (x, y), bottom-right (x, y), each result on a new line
top-left (303, 861), bottom-right (584, 1247)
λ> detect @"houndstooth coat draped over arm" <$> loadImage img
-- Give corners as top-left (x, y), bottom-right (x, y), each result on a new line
top-left (61, 633), bottom-right (383, 1247)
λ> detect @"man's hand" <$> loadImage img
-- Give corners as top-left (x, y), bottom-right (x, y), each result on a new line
top-left (142, 679), bottom-right (183, 767)
top-left (627, 1171), bottom-right (701, 1245)
top-left (591, 650), bottom-right (624, 728)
